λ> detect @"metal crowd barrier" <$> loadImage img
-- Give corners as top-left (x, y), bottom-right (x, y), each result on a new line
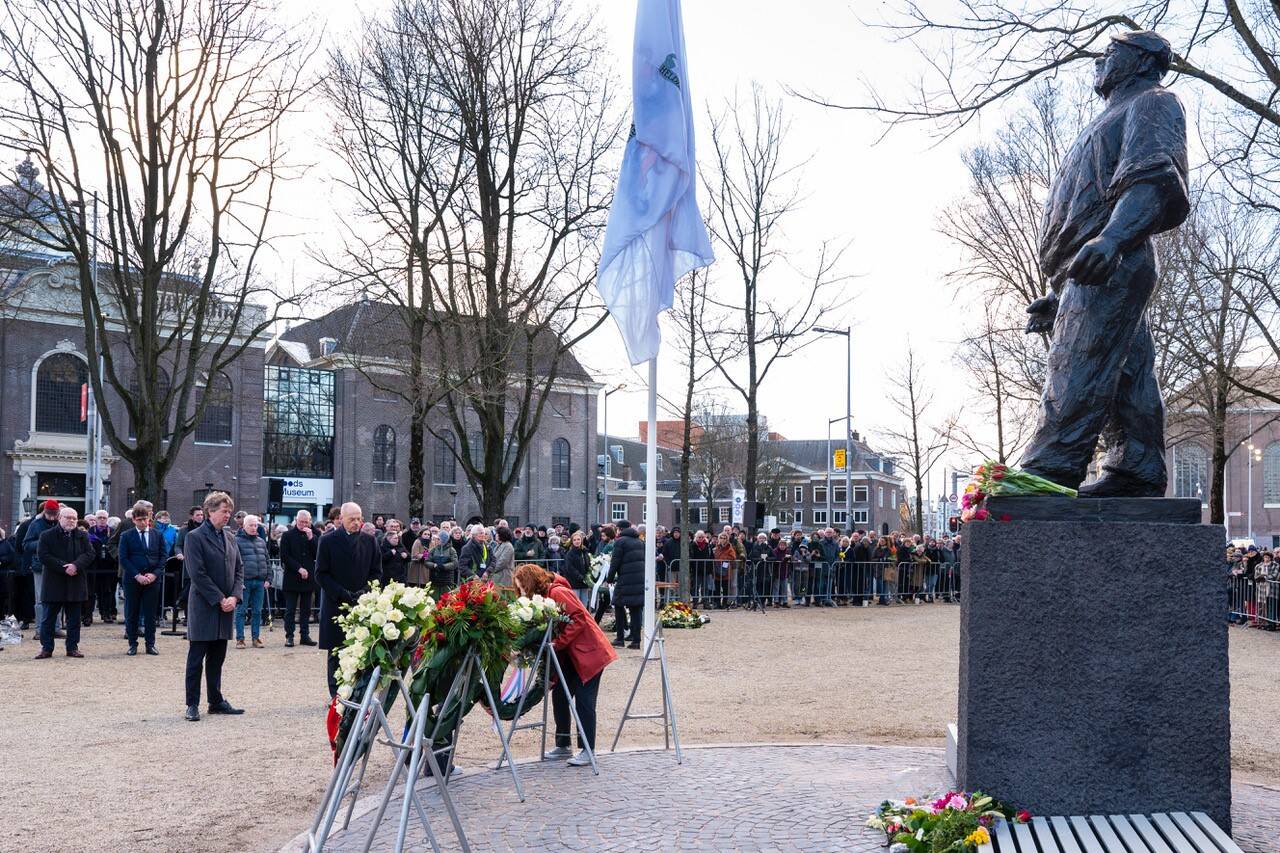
top-left (1228, 573), bottom-right (1280, 630)
top-left (677, 558), bottom-right (962, 608)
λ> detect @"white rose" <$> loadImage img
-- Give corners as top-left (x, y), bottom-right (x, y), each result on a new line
top-left (531, 594), bottom-right (545, 606)
top-left (517, 595), bottom-right (531, 606)
top-left (400, 588), bottom-right (420, 608)
top-left (403, 625), bottom-right (416, 640)
top-left (353, 626), bottom-right (370, 642)
top-left (388, 609), bottom-right (404, 623)
top-left (370, 612), bottom-right (387, 626)
top-left (337, 684), bottom-right (354, 700)
top-left (358, 592), bottom-right (376, 606)
top-left (382, 623), bottom-right (400, 641)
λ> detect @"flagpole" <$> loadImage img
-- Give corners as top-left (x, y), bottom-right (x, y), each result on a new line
top-left (643, 356), bottom-right (658, 641)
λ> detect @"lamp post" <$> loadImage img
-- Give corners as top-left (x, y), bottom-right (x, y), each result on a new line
top-left (1246, 442), bottom-right (1262, 541)
top-left (814, 326), bottom-right (852, 529)
top-left (600, 382), bottom-right (626, 524)
top-left (22, 493), bottom-right (35, 518)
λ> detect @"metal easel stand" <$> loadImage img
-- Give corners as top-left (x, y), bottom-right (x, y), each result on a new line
top-left (611, 620), bottom-right (683, 763)
top-left (307, 666), bottom-right (383, 852)
top-left (159, 565), bottom-right (186, 637)
top-left (427, 648), bottom-right (527, 801)
top-left (494, 622), bottom-right (600, 791)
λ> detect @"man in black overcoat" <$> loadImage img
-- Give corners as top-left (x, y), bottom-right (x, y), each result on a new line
top-left (279, 509), bottom-right (319, 648)
top-left (182, 492), bottom-right (245, 721)
top-left (317, 501), bottom-right (383, 697)
top-left (34, 506), bottom-right (94, 658)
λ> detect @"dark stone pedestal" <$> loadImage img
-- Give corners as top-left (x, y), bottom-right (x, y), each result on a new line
top-left (957, 516), bottom-right (1232, 831)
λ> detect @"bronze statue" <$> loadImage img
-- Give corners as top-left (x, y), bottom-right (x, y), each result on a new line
top-left (1020, 30), bottom-right (1189, 498)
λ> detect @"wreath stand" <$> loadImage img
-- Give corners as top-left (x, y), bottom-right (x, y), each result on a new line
top-left (492, 621), bottom-right (601, 795)
top-left (611, 620), bottom-right (683, 763)
top-left (306, 665), bottom-right (470, 853)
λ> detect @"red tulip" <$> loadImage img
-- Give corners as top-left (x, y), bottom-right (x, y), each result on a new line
top-left (1016, 810), bottom-right (1032, 823)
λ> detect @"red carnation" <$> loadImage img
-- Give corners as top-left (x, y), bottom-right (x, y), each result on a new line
top-left (434, 631), bottom-right (445, 643)
top-left (1016, 810), bottom-right (1031, 823)
top-left (469, 612), bottom-right (478, 622)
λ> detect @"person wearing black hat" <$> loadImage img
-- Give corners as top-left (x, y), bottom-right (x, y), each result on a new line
top-left (1020, 29), bottom-right (1188, 497)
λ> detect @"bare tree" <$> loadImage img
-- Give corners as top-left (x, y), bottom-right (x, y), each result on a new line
top-left (0, 0), bottom-right (309, 500)
top-left (404, 0), bottom-right (619, 519)
top-left (688, 401), bottom-right (748, 531)
top-left (701, 85), bottom-right (850, 510)
top-left (319, 0), bottom-right (468, 519)
top-left (880, 346), bottom-right (951, 537)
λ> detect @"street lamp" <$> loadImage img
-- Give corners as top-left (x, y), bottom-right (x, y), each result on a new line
top-left (600, 383), bottom-right (626, 523)
top-left (814, 326), bottom-right (852, 529)
top-left (1246, 441), bottom-right (1262, 541)
top-left (22, 493), bottom-right (35, 517)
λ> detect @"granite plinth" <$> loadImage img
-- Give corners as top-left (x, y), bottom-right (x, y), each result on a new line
top-left (957, 516), bottom-right (1231, 831)
top-left (985, 495), bottom-right (1202, 524)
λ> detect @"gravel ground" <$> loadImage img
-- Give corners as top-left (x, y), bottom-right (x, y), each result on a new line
top-left (2, 604), bottom-right (1276, 853)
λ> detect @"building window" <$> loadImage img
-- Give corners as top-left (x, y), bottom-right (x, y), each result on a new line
top-left (777, 509), bottom-right (791, 524)
top-left (833, 509), bottom-right (849, 527)
top-left (698, 507), bottom-right (708, 524)
top-left (1265, 443), bottom-right (1280, 505)
top-left (890, 490), bottom-right (897, 508)
top-left (372, 425), bottom-right (396, 482)
top-left (878, 487), bottom-right (884, 508)
top-left (812, 509), bottom-right (828, 525)
top-left (263, 366), bottom-right (335, 478)
top-left (551, 515), bottom-right (571, 528)
top-left (853, 485), bottom-right (868, 503)
top-left (813, 484), bottom-right (828, 504)
top-left (792, 508), bottom-right (803, 524)
top-left (853, 509), bottom-right (869, 525)
top-left (194, 373), bottom-right (233, 445)
top-left (611, 501), bottom-right (626, 522)
top-left (718, 506), bottom-right (730, 523)
top-left (833, 485), bottom-right (847, 504)
top-left (434, 434), bottom-right (457, 485)
top-left (793, 485), bottom-right (803, 503)
top-left (1174, 443), bottom-right (1207, 500)
top-left (34, 352), bottom-right (88, 435)
top-left (641, 502), bottom-right (648, 523)
top-left (551, 437), bottom-right (571, 489)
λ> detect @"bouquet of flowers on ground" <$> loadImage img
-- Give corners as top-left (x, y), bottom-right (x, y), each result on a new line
top-left (867, 791), bottom-right (1029, 852)
top-left (961, 460), bottom-right (1077, 523)
top-left (333, 581), bottom-right (436, 701)
top-left (508, 593), bottom-right (569, 656)
top-left (660, 600), bottom-right (706, 629)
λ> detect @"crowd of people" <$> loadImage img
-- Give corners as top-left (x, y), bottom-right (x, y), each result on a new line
top-left (1227, 543), bottom-right (1279, 629)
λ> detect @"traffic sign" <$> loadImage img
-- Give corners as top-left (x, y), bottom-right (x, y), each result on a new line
top-left (833, 448), bottom-right (847, 470)
top-left (949, 493), bottom-right (958, 504)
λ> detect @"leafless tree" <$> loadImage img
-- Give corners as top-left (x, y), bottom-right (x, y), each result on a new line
top-left (701, 85), bottom-right (851, 511)
top-left (319, 0), bottom-right (469, 519)
top-left (880, 346), bottom-right (951, 537)
top-left (0, 0), bottom-right (310, 501)
top-left (416, 0), bottom-right (618, 520)
top-left (688, 402), bottom-right (748, 531)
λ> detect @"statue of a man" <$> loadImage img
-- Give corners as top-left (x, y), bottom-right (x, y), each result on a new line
top-left (1020, 30), bottom-right (1189, 498)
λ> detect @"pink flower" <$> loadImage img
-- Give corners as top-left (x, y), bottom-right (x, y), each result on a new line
top-left (945, 793), bottom-right (968, 811)
top-left (973, 508), bottom-right (990, 521)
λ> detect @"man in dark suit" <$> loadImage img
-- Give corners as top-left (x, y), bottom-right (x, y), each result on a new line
top-left (34, 506), bottom-right (94, 658)
top-left (182, 492), bottom-right (245, 722)
top-left (279, 509), bottom-right (319, 648)
top-left (119, 501), bottom-right (163, 656)
top-left (316, 501), bottom-right (382, 697)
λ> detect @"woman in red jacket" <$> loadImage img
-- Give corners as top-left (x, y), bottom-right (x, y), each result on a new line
top-left (512, 562), bottom-right (617, 766)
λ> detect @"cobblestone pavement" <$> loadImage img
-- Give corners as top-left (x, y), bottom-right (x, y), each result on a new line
top-left (292, 744), bottom-right (1279, 852)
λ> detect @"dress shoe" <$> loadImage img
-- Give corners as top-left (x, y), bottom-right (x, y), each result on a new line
top-left (284, 638), bottom-right (295, 647)
top-left (34, 650), bottom-right (52, 659)
top-left (185, 705), bottom-right (200, 722)
top-left (611, 638), bottom-right (626, 648)
top-left (127, 646), bottom-right (138, 656)
top-left (235, 639), bottom-right (246, 649)
top-left (252, 638), bottom-right (264, 649)
top-left (300, 637), bottom-right (317, 646)
top-left (66, 649), bottom-right (84, 658)
top-left (207, 699), bottom-right (245, 715)
top-left (145, 646), bottom-right (159, 656)
top-left (627, 641), bottom-right (641, 650)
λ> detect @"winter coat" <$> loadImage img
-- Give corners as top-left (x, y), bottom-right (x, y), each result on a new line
top-left (380, 537), bottom-right (411, 585)
top-left (547, 574), bottom-right (617, 684)
top-left (712, 542), bottom-right (737, 578)
top-left (512, 535), bottom-right (545, 563)
top-left (315, 527), bottom-right (382, 650)
top-left (426, 543), bottom-right (458, 587)
top-left (38, 525), bottom-right (94, 603)
top-left (0, 538), bottom-right (14, 576)
top-left (458, 539), bottom-right (492, 577)
top-left (608, 527), bottom-right (647, 606)
top-left (236, 529), bottom-right (272, 583)
top-left (489, 540), bottom-right (515, 587)
top-left (183, 521), bottom-right (245, 643)
top-left (562, 545), bottom-right (592, 590)
top-left (22, 513), bottom-right (59, 575)
top-left (279, 526), bottom-right (319, 593)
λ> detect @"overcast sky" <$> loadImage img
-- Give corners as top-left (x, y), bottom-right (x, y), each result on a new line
top-left (279, 0), bottom-right (1046, 492)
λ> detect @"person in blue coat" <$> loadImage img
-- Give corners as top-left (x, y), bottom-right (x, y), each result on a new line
top-left (118, 502), bottom-right (164, 656)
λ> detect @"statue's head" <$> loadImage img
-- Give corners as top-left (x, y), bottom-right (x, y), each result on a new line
top-left (1094, 30), bottom-right (1172, 97)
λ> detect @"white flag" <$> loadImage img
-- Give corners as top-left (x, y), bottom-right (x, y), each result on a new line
top-left (597, 0), bottom-right (713, 366)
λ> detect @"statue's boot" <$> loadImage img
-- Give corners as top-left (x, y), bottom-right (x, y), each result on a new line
top-left (1077, 470), bottom-right (1165, 499)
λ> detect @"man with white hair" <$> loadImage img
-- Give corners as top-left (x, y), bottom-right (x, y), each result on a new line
top-left (458, 523), bottom-right (491, 578)
top-left (233, 514), bottom-right (271, 649)
top-left (34, 506), bottom-right (94, 659)
top-left (316, 502), bottom-right (382, 696)
top-left (279, 509), bottom-right (318, 648)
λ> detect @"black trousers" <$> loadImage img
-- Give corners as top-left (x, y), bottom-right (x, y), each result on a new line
top-left (185, 639), bottom-right (228, 707)
top-left (614, 602), bottom-right (642, 641)
top-left (94, 569), bottom-right (118, 619)
top-left (124, 581), bottom-right (159, 648)
top-left (325, 651), bottom-right (339, 698)
top-left (40, 601), bottom-right (81, 652)
top-left (551, 653), bottom-right (600, 750)
top-left (11, 573), bottom-right (35, 623)
top-left (284, 590), bottom-right (313, 639)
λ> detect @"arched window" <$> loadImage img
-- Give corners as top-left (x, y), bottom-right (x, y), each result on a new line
top-left (195, 373), bottom-right (233, 445)
top-left (434, 433), bottom-right (457, 485)
top-left (373, 425), bottom-right (396, 482)
top-left (1264, 442), bottom-right (1280, 505)
top-left (1174, 444), bottom-right (1207, 500)
top-left (551, 437), bottom-right (571, 489)
top-left (34, 352), bottom-right (88, 434)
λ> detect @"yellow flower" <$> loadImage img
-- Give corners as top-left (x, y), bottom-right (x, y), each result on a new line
top-left (965, 827), bottom-right (991, 846)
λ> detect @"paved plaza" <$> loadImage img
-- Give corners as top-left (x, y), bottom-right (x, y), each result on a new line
top-left (290, 744), bottom-right (1280, 853)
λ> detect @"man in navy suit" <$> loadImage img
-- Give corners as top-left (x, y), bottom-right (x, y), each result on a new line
top-left (316, 502), bottom-right (382, 697)
top-left (119, 501), bottom-right (163, 656)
